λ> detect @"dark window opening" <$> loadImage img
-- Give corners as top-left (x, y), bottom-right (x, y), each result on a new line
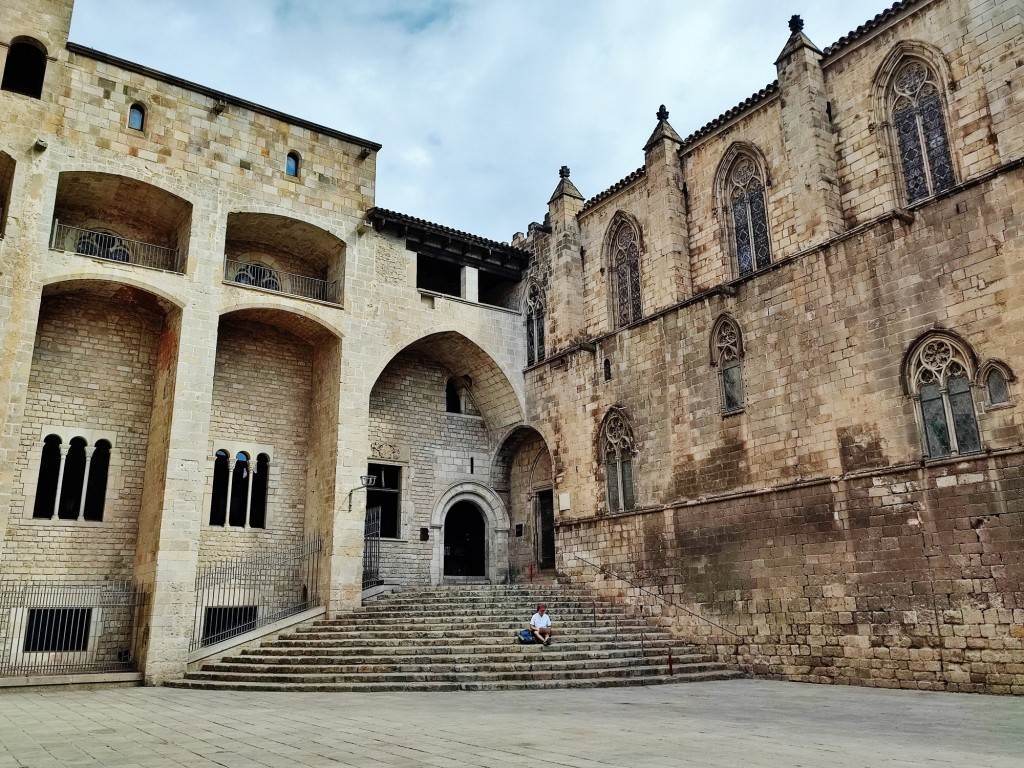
top-left (57, 437), bottom-right (87, 519)
top-left (445, 380), bottom-right (462, 413)
top-left (128, 103), bottom-right (145, 131)
top-left (469, 457), bottom-right (474, 474)
top-left (419, 527), bottom-right (430, 541)
top-left (416, 253), bottom-right (461, 296)
top-left (603, 358), bottom-right (612, 381)
top-left (479, 271), bottom-right (515, 306)
top-left (33, 434), bottom-right (62, 519)
top-left (83, 440), bottom-right (111, 521)
top-left (209, 449), bottom-right (229, 525)
top-left (515, 523), bottom-right (524, 537)
top-left (443, 501), bottom-right (485, 576)
top-left (228, 452), bottom-right (250, 527)
top-left (202, 605), bottom-right (258, 645)
top-left (0, 151), bottom-right (14, 237)
top-left (24, 608), bottom-right (91, 653)
top-left (1, 39), bottom-right (47, 99)
top-left (286, 151), bottom-right (300, 177)
top-left (367, 463), bottom-right (401, 539)
top-left (250, 453), bottom-right (270, 529)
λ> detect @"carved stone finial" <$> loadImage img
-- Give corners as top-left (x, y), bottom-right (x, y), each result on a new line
top-left (656, 104), bottom-right (669, 121)
top-left (559, 165), bottom-right (570, 179)
top-left (789, 14), bottom-right (804, 33)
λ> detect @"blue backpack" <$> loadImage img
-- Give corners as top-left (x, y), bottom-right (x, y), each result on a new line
top-left (518, 629), bottom-right (535, 644)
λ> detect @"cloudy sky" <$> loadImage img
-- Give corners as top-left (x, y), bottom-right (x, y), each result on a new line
top-left (69, 0), bottom-right (888, 242)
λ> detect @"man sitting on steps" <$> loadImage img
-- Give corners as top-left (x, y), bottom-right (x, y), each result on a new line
top-left (529, 603), bottom-right (553, 645)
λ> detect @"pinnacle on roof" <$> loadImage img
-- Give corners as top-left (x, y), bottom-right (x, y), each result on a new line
top-left (548, 165), bottom-right (584, 204)
top-left (776, 11), bottom-right (823, 63)
top-left (643, 104), bottom-right (683, 152)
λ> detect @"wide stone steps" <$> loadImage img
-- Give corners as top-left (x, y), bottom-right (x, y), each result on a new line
top-left (167, 585), bottom-right (743, 692)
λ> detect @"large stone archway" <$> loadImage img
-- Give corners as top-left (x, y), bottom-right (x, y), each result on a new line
top-left (429, 482), bottom-right (510, 585)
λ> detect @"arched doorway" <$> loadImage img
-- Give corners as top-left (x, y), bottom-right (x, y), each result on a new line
top-left (443, 500), bottom-right (486, 577)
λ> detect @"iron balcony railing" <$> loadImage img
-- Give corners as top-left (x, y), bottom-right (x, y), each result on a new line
top-left (0, 580), bottom-right (148, 678)
top-left (363, 505), bottom-right (383, 590)
top-left (224, 258), bottom-right (339, 304)
top-left (50, 220), bottom-right (182, 273)
top-left (190, 534), bottom-right (323, 652)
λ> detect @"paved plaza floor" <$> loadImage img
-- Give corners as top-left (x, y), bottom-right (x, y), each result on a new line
top-left (0, 679), bottom-right (1021, 767)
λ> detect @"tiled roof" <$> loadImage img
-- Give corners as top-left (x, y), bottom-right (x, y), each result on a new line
top-left (581, 167), bottom-right (646, 213)
top-left (366, 207), bottom-right (531, 260)
top-left (822, 0), bottom-right (924, 57)
top-left (678, 82), bottom-right (780, 150)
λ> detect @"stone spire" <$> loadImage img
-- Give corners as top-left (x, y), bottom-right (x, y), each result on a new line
top-left (643, 104), bottom-right (682, 152)
top-left (775, 13), bottom-right (823, 63)
top-left (547, 165), bottom-right (584, 205)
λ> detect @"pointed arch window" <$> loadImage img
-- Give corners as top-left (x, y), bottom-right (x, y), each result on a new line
top-left (979, 361), bottom-right (1014, 409)
top-left (712, 316), bottom-right (745, 414)
top-left (890, 59), bottom-right (955, 203)
top-left (906, 336), bottom-right (980, 458)
top-left (525, 283), bottom-right (546, 366)
top-left (611, 219), bottom-right (642, 327)
top-left (601, 408), bottom-right (636, 513)
top-left (727, 156), bottom-right (770, 277)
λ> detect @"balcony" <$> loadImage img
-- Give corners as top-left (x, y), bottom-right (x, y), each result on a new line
top-left (51, 221), bottom-right (182, 272)
top-left (224, 258), bottom-right (339, 304)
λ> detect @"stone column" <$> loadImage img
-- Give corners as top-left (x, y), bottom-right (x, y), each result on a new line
top-left (461, 266), bottom-right (479, 303)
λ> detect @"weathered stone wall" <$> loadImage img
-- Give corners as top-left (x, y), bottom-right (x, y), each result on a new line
top-left (506, 431), bottom-right (552, 578)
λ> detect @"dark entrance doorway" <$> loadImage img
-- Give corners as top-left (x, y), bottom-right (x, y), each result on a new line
top-left (538, 490), bottom-right (555, 569)
top-left (444, 500), bottom-right (485, 577)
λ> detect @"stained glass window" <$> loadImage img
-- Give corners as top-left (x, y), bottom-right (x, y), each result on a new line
top-left (728, 156), bottom-right (770, 277)
top-left (890, 59), bottom-right (955, 204)
top-left (526, 283), bottom-right (545, 366)
top-left (611, 220), bottom-right (642, 327)
top-left (713, 317), bottom-right (745, 414)
top-left (907, 336), bottom-right (981, 458)
top-left (602, 409), bottom-right (636, 512)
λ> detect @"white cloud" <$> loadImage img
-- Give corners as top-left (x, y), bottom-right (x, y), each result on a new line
top-left (69, 0), bottom-right (889, 241)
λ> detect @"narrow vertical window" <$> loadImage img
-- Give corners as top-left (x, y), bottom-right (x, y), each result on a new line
top-left (712, 316), bottom-right (745, 414)
top-left (604, 358), bottom-right (612, 381)
top-left (0, 151), bottom-right (15, 238)
top-left (890, 59), bottom-right (955, 203)
top-left (285, 151), bottom-right (300, 178)
top-left (249, 453), bottom-right (270, 529)
top-left (57, 437), bottom-right (88, 519)
top-left (128, 103), bottom-right (146, 131)
top-left (727, 156), bottom-right (770, 277)
top-left (985, 368), bottom-right (1010, 406)
top-left (83, 440), bottom-right (111, 521)
top-left (601, 408), bottom-right (636, 513)
top-left (445, 380), bottom-right (462, 413)
top-left (907, 336), bottom-right (981, 459)
top-left (610, 218), bottom-right (642, 327)
top-left (32, 434), bottom-right (62, 519)
top-left (525, 283), bottom-right (545, 366)
top-left (228, 452), bottom-right (250, 526)
top-left (209, 449), bottom-right (229, 526)
top-left (1, 39), bottom-right (47, 99)
top-left (367, 463), bottom-right (401, 538)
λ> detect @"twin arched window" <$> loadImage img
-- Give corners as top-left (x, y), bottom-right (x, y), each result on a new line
top-left (712, 316), bottom-right (745, 414)
top-left (525, 283), bottom-right (546, 366)
top-left (888, 58), bottom-right (955, 204)
top-left (610, 218), bottom-right (642, 327)
top-left (905, 335), bottom-right (980, 459)
top-left (210, 449), bottom-right (270, 528)
top-left (601, 408), bottom-right (636, 512)
top-left (32, 434), bottom-right (111, 521)
top-left (726, 155), bottom-right (771, 277)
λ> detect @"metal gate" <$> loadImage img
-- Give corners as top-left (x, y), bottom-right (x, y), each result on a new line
top-left (363, 505), bottom-right (383, 589)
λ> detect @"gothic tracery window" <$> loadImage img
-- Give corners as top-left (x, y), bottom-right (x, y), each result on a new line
top-left (890, 59), bottom-right (955, 204)
top-left (611, 219), bottom-right (642, 327)
top-left (712, 316), bottom-right (744, 414)
top-left (526, 283), bottom-right (546, 366)
top-left (601, 408), bottom-right (636, 513)
top-left (727, 156), bottom-right (770, 277)
top-left (907, 336), bottom-right (981, 458)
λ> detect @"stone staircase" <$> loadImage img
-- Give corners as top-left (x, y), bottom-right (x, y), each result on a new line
top-left (166, 584), bottom-right (743, 692)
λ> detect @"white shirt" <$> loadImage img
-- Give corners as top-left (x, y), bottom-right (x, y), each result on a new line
top-left (530, 612), bottom-right (551, 629)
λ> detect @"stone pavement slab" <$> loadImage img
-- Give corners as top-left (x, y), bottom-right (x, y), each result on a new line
top-left (0, 679), bottom-right (1021, 767)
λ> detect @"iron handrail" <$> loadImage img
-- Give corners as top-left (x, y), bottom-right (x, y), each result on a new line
top-left (570, 555), bottom-right (742, 639)
top-left (50, 220), bottom-right (182, 272)
top-left (224, 257), bottom-right (338, 304)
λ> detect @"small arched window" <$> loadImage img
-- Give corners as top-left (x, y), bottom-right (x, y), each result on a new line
top-left (726, 155), bottom-right (770, 277)
top-left (712, 316), bottom-right (744, 414)
top-left (228, 452), bottom-right (251, 527)
top-left (889, 58), bottom-right (955, 203)
top-left (601, 408), bottom-right (636, 513)
top-left (250, 454), bottom-right (270, 529)
top-left (209, 449), bottom-right (229, 525)
top-left (906, 335), bottom-right (981, 458)
top-left (57, 437), bottom-right (88, 519)
top-left (979, 361), bottom-right (1014, 408)
top-left (445, 379), bottom-right (462, 413)
top-left (610, 217), bottom-right (642, 327)
top-left (83, 440), bottom-right (111, 521)
top-left (525, 283), bottom-right (546, 366)
top-left (603, 358), bottom-right (612, 382)
top-left (32, 434), bottom-right (62, 519)
top-left (1, 38), bottom-right (47, 99)
top-left (128, 103), bottom-right (146, 131)
top-left (285, 151), bottom-right (300, 177)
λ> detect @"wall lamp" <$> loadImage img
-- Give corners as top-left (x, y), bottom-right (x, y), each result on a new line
top-left (347, 474), bottom-right (376, 515)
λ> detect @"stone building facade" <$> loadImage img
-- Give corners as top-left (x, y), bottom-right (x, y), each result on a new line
top-left (0, 0), bottom-right (1021, 693)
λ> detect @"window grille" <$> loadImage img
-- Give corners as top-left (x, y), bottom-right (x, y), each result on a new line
top-left (907, 336), bottom-right (981, 458)
top-left (727, 156), bottom-right (770, 277)
top-left (890, 59), bottom-right (955, 203)
top-left (601, 408), bottom-right (636, 513)
top-left (611, 220), bottom-right (642, 327)
top-left (526, 283), bottom-right (546, 366)
top-left (712, 316), bottom-right (745, 414)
